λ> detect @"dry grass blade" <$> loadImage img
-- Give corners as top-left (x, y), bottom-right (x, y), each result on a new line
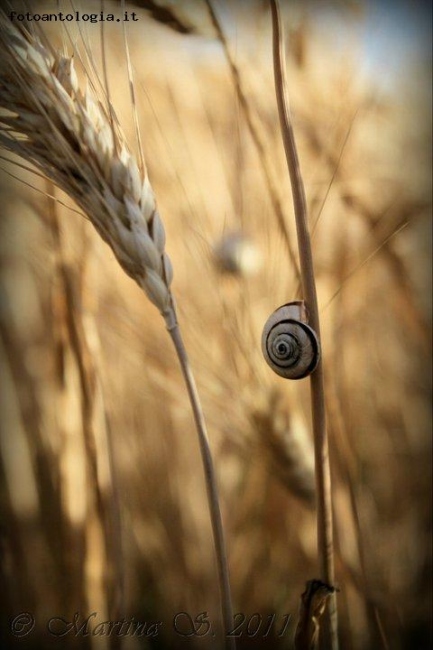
top-left (204, 0), bottom-right (301, 287)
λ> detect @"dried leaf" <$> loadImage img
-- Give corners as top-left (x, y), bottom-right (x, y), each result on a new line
top-left (294, 579), bottom-right (336, 650)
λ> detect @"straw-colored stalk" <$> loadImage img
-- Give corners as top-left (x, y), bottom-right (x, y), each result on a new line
top-left (269, 2), bottom-right (338, 649)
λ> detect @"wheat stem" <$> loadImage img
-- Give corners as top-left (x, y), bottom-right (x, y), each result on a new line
top-left (169, 321), bottom-right (236, 650)
top-left (269, 2), bottom-right (338, 648)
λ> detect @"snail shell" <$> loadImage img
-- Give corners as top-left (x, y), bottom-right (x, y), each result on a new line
top-left (261, 302), bottom-right (320, 380)
top-left (213, 231), bottom-right (262, 277)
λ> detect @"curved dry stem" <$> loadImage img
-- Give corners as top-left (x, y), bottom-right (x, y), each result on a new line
top-left (168, 322), bottom-right (236, 650)
top-left (269, 2), bottom-right (338, 648)
top-left (204, 0), bottom-right (301, 288)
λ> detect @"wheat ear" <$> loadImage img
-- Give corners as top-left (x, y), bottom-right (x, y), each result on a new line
top-left (0, 21), bottom-right (175, 328)
top-left (0, 18), bottom-right (235, 649)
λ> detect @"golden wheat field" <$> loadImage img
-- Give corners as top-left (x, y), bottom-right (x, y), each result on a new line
top-left (0, 1), bottom-right (431, 649)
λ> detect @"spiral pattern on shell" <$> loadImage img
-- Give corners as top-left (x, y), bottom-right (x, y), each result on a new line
top-left (262, 303), bottom-right (320, 380)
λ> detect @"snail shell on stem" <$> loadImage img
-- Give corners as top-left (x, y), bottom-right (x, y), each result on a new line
top-left (262, 301), bottom-right (320, 380)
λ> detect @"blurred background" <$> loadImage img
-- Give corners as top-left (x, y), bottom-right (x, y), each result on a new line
top-left (0, 1), bottom-right (431, 648)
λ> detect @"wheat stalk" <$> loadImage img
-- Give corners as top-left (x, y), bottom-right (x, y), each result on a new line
top-left (269, 2), bottom-right (338, 648)
top-left (0, 16), bottom-right (235, 649)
